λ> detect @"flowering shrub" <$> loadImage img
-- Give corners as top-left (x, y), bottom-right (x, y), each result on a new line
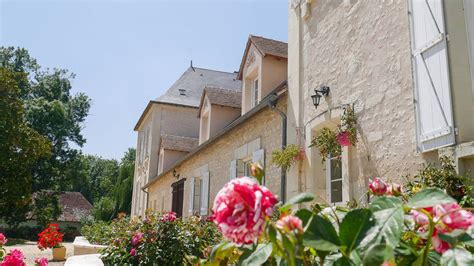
top-left (95, 212), bottom-right (220, 265)
top-left (203, 164), bottom-right (474, 266)
top-left (0, 233), bottom-right (7, 261)
top-left (0, 249), bottom-right (26, 266)
top-left (37, 224), bottom-right (64, 250)
top-left (34, 257), bottom-right (48, 266)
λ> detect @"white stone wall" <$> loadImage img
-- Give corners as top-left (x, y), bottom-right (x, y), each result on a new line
top-left (287, 0), bottom-right (438, 203)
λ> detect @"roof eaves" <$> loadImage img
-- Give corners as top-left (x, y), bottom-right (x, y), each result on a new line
top-left (143, 80), bottom-right (288, 189)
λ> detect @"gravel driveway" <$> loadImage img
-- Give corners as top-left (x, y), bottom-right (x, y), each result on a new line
top-left (5, 241), bottom-right (74, 265)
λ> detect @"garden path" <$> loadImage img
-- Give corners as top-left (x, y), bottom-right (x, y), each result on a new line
top-left (5, 241), bottom-right (73, 265)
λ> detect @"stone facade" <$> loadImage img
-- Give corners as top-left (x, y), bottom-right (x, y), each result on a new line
top-left (146, 96), bottom-right (287, 216)
top-left (287, 0), bottom-right (474, 203)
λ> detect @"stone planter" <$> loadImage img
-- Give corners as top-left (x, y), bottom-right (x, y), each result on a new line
top-left (73, 236), bottom-right (107, 255)
top-left (53, 246), bottom-right (67, 261)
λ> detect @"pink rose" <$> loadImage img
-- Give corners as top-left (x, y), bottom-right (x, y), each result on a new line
top-left (368, 177), bottom-right (388, 196)
top-left (411, 203), bottom-right (474, 254)
top-left (432, 229), bottom-right (450, 254)
top-left (130, 248), bottom-right (136, 256)
top-left (387, 183), bottom-right (402, 196)
top-left (131, 232), bottom-right (143, 246)
top-left (276, 215), bottom-right (303, 234)
top-left (212, 176), bottom-right (278, 245)
top-left (434, 203), bottom-right (474, 230)
top-left (0, 233), bottom-right (7, 246)
top-left (34, 257), bottom-right (49, 266)
top-left (410, 209), bottom-right (430, 226)
top-left (336, 131), bottom-right (351, 147)
top-left (0, 249), bottom-right (26, 266)
top-left (160, 211), bottom-right (177, 222)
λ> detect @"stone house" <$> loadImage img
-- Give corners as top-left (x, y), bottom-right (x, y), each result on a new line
top-left (286, 0), bottom-right (474, 204)
top-left (132, 0), bottom-right (474, 216)
top-left (141, 36), bottom-right (288, 217)
top-left (131, 67), bottom-right (241, 217)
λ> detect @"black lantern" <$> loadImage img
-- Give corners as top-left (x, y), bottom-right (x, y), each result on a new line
top-left (172, 169), bottom-right (180, 179)
top-left (311, 86), bottom-right (330, 109)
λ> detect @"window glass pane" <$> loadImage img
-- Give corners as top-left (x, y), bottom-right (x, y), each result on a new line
top-left (193, 179), bottom-right (201, 212)
top-left (330, 157), bottom-right (342, 180)
top-left (331, 180), bottom-right (342, 203)
top-left (237, 160), bottom-right (245, 177)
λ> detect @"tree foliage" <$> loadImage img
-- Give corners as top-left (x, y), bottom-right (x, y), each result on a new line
top-left (0, 67), bottom-right (51, 227)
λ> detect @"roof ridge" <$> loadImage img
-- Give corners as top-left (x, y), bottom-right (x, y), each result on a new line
top-left (249, 34), bottom-right (288, 44)
top-left (192, 66), bottom-right (238, 75)
top-left (205, 86), bottom-right (242, 93)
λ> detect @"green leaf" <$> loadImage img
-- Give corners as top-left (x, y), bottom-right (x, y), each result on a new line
top-left (407, 188), bottom-right (456, 208)
top-left (241, 243), bottom-right (273, 266)
top-left (303, 214), bottom-right (340, 251)
top-left (294, 208), bottom-right (313, 227)
top-left (439, 230), bottom-right (473, 245)
top-left (280, 193), bottom-right (315, 211)
top-left (362, 244), bottom-right (394, 265)
top-left (360, 197), bottom-right (404, 250)
top-left (440, 248), bottom-right (474, 266)
top-left (333, 256), bottom-right (353, 266)
top-left (209, 240), bottom-right (233, 261)
top-left (339, 209), bottom-right (375, 254)
top-left (369, 196), bottom-right (403, 211)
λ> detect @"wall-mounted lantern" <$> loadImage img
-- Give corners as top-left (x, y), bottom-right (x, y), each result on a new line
top-left (311, 86), bottom-right (330, 109)
top-left (172, 169), bottom-right (180, 179)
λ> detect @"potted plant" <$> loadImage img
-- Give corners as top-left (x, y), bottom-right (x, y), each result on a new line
top-left (336, 105), bottom-right (357, 147)
top-left (271, 144), bottom-right (304, 170)
top-left (37, 224), bottom-right (66, 261)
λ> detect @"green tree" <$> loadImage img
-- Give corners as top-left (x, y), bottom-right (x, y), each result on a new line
top-left (0, 47), bottom-right (91, 191)
top-left (0, 68), bottom-right (51, 227)
top-left (114, 148), bottom-right (136, 215)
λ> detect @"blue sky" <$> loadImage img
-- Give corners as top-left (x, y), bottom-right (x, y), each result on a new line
top-left (0, 0), bottom-right (288, 160)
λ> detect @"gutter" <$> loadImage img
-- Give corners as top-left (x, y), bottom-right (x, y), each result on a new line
top-left (268, 93), bottom-right (287, 203)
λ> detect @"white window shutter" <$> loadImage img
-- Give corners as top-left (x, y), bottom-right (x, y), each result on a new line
top-left (188, 177), bottom-right (195, 215)
top-left (409, 0), bottom-right (455, 152)
top-left (229, 160), bottom-right (237, 180)
top-left (200, 171), bottom-right (210, 215)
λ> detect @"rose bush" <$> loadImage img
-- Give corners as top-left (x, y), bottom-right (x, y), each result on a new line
top-left (0, 249), bottom-right (26, 266)
top-left (202, 164), bottom-right (474, 266)
top-left (90, 212), bottom-right (220, 265)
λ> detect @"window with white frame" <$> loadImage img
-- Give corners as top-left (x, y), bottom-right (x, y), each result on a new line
top-left (237, 157), bottom-right (252, 177)
top-left (326, 155), bottom-right (343, 204)
top-left (251, 79), bottom-right (259, 108)
top-left (192, 177), bottom-right (201, 213)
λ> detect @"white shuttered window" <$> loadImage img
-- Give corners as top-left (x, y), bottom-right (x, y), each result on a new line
top-left (200, 171), bottom-right (210, 215)
top-left (409, 0), bottom-right (455, 152)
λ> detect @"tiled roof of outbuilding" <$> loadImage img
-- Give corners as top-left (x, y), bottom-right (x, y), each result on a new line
top-left (160, 134), bottom-right (199, 153)
top-left (58, 192), bottom-right (92, 222)
top-left (156, 67), bottom-right (241, 107)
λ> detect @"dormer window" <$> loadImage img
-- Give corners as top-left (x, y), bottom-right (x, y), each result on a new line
top-left (252, 79), bottom-right (259, 107)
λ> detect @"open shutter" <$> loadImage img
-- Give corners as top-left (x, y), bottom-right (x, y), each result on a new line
top-left (188, 177), bottom-right (195, 215)
top-left (200, 171), bottom-right (210, 215)
top-left (229, 160), bottom-right (237, 180)
top-left (409, 0), bottom-right (455, 152)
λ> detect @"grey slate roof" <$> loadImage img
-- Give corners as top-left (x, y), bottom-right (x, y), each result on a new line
top-left (160, 134), bottom-right (199, 153)
top-left (156, 67), bottom-right (241, 107)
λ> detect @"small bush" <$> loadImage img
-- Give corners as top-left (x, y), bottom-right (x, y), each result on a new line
top-left (83, 212), bottom-right (221, 265)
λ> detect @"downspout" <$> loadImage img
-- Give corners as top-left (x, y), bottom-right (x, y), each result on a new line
top-left (141, 187), bottom-right (149, 215)
top-left (268, 94), bottom-right (287, 203)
